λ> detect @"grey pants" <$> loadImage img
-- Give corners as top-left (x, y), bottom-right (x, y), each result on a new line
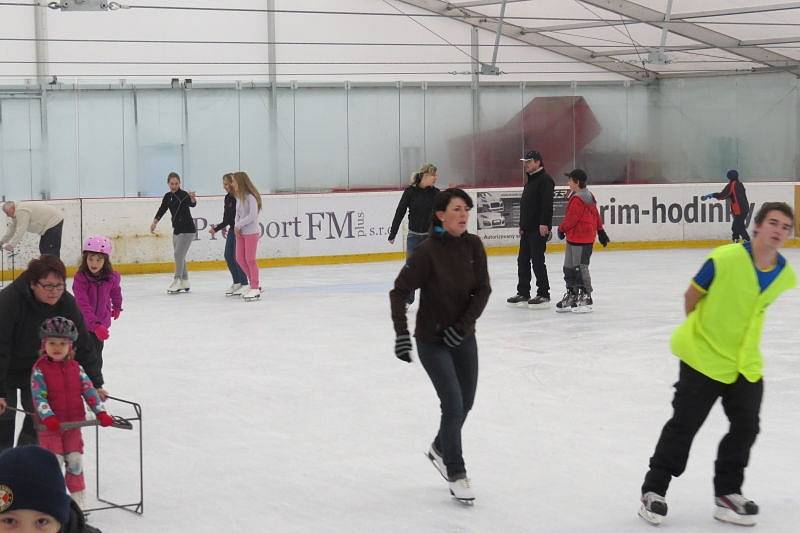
top-left (173, 233), bottom-right (194, 280)
top-left (563, 242), bottom-right (593, 293)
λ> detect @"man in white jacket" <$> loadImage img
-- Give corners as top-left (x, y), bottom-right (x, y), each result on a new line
top-left (1, 202), bottom-right (65, 257)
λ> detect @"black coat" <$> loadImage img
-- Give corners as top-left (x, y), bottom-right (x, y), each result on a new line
top-left (0, 276), bottom-right (103, 394)
top-left (388, 185), bottom-right (440, 240)
top-left (519, 168), bottom-right (555, 231)
top-left (63, 500), bottom-right (102, 533)
top-left (212, 193), bottom-right (237, 232)
top-left (154, 189), bottom-right (197, 235)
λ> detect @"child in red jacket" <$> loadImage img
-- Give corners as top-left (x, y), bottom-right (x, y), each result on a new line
top-left (556, 169), bottom-right (609, 313)
top-left (31, 316), bottom-right (114, 506)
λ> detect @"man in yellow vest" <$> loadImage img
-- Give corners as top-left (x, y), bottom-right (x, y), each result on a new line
top-left (639, 202), bottom-right (796, 527)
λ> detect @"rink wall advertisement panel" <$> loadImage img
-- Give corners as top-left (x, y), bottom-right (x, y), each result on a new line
top-left (0, 183), bottom-right (796, 273)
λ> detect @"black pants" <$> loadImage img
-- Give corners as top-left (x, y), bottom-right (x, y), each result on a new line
top-left (517, 230), bottom-right (549, 298)
top-left (89, 332), bottom-right (105, 373)
top-left (0, 372), bottom-right (38, 451)
top-left (642, 362), bottom-right (763, 497)
top-left (416, 335), bottom-right (478, 479)
top-left (39, 220), bottom-right (63, 257)
top-left (731, 214), bottom-right (750, 242)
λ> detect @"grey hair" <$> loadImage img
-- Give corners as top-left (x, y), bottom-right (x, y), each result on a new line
top-left (1, 201), bottom-right (14, 213)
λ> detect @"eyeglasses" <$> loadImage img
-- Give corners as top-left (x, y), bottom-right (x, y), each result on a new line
top-left (37, 282), bottom-right (66, 292)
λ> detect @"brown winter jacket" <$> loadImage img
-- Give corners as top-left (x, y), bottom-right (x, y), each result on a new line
top-left (390, 229), bottom-right (491, 343)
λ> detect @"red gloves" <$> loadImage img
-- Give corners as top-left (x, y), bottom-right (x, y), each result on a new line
top-left (111, 308), bottom-right (121, 320)
top-left (97, 412), bottom-right (114, 427)
top-left (43, 416), bottom-right (61, 432)
top-left (93, 325), bottom-right (110, 341)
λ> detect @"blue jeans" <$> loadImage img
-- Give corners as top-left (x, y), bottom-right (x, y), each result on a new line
top-left (405, 233), bottom-right (427, 304)
top-left (225, 230), bottom-right (248, 285)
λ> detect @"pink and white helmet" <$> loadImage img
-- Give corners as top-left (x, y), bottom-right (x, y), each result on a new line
top-left (83, 235), bottom-right (112, 256)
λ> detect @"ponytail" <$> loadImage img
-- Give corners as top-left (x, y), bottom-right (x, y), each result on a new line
top-left (411, 163), bottom-right (437, 186)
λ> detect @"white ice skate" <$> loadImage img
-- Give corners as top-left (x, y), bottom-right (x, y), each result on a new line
top-left (179, 279), bottom-right (191, 292)
top-left (448, 476), bottom-right (475, 505)
top-left (225, 283), bottom-right (242, 296)
top-left (242, 287), bottom-right (261, 301)
top-left (638, 492), bottom-right (668, 526)
top-left (232, 284), bottom-right (249, 297)
top-left (714, 494), bottom-right (758, 527)
top-left (425, 443), bottom-right (447, 481)
top-left (166, 278), bottom-right (182, 294)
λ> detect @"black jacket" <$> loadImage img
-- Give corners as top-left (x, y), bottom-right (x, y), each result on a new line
top-left (212, 193), bottom-right (237, 232)
top-left (713, 179), bottom-right (749, 216)
top-left (390, 229), bottom-right (491, 343)
top-left (388, 185), bottom-right (440, 240)
top-left (154, 189), bottom-right (197, 235)
top-left (519, 168), bottom-right (555, 231)
top-left (63, 500), bottom-right (102, 533)
top-left (0, 276), bottom-right (103, 394)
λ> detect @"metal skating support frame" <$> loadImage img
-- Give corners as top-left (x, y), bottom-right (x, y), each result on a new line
top-left (84, 396), bottom-right (143, 515)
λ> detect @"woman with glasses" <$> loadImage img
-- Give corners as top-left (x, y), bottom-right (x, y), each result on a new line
top-left (0, 255), bottom-right (104, 451)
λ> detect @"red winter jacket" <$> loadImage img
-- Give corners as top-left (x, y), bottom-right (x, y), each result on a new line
top-left (32, 357), bottom-right (88, 422)
top-left (558, 189), bottom-right (603, 244)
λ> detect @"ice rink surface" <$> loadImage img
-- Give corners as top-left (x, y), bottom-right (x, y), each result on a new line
top-left (43, 247), bottom-right (799, 532)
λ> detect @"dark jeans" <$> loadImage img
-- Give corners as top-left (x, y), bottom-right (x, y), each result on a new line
top-left (517, 229), bottom-right (549, 298)
top-left (732, 214), bottom-right (750, 242)
top-left (416, 335), bottom-right (478, 479)
top-left (0, 372), bottom-right (38, 450)
top-left (642, 362), bottom-right (763, 497)
top-left (405, 233), bottom-right (427, 305)
top-left (224, 230), bottom-right (248, 285)
top-left (89, 332), bottom-right (105, 373)
top-left (39, 220), bottom-right (63, 258)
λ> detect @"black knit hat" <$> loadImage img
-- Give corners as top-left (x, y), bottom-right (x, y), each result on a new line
top-left (0, 446), bottom-right (71, 525)
top-left (727, 169), bottom-right (739, 180)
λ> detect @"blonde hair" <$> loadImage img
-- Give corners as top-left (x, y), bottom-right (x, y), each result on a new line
top-left (222, 173), bottom-right (234, 185)
top-left (410, 163), bottom-right (437, 186)
top-left (232, 171), bottom-right (262, 211)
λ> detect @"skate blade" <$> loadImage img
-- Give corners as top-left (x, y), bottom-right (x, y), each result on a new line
top-left (638, 505), bottom-right (665, 526)
top-left (527, 302), bottom-right (551, 310)
top-left (555, 306), bottom-right (572, 313)
top-left (243, 295), bottom-right (261, 302)
top-left (507, 301), bottom-right (528, 308)
top-left (424, 452), bottom-right (448, 481)
top-left (713, 507), bottom-right (756, 527)
top-left (450, 492), bottom-right (475, 506)
top-left (571, 306), bottom-right (593, 314)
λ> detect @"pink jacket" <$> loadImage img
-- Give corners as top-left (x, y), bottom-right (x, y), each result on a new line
top-left (72, 270), bottom-right (122, 329)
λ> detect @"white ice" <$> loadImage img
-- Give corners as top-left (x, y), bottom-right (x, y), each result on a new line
top-left (31, 248), bottom-right (800, 532)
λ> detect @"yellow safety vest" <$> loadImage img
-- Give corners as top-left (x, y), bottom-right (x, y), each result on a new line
top-left (670, 243), bottom-right (796, 384)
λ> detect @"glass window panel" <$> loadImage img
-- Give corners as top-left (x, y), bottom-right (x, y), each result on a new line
top-left (399, 86), bottom-right (425, 189)
top-left (186, 88), bottom-right (239, 195)
top-left (574, 84), bottom-right (629, 184)
top-left (348, 87), bottom-right (400, 190)
top-left (134, 89), bottom-right (183, 197)
top-left (0, 98), bottom-right (35, 200)
top-left (294, 87), bottom-right (347, 191)
top-left (78, 90), bottom-right (125, 197)
top-left (240, 87), bottom-right (295, 193)
top-left (424, 86), bottom-right (473, 187)
top-left (522, 84), bottom-right (576, 181)
top-left (475, 85), bottom-right (523, 187)
top-left (45, 91), bottom-right (79, 199)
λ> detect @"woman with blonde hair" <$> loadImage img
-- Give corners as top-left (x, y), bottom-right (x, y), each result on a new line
top-left (210, 173), bottom-right (248, 296)
top-left (388, 164), bottom-right (439, 305)
top-left (231, 171), bottom-right (263, 301)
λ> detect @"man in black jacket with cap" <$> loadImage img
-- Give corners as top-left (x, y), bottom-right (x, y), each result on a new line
top-left (508, 150), bottom-right (555, 308)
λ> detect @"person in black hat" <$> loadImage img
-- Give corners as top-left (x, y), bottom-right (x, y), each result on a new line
top-left (702, 170), bottom-right (750, 242)
top-left (507, 150), bottom-right (555, 308)
top-left (0, 445), bottom-right (103, 532)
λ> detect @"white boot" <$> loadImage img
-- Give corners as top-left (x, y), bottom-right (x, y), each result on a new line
top-left (71, 490), bottom-right (86, 508)
top-left (243, 287), bottom-right (261, 300)
top-left (179, 279), bottom-right (190, 292)
top-left (226, 283), bottom-right (241, 296)
top-left (232, 284), bottom-right (249, 296)
top-left (448, 476), bottom-right (475, 504)
top-left (426, 442), bottom-right (447, 481)
top-left (166, 278), bottom-right (181, 293)
top-left (638, 492), bottom-right (668, 525)
top-left (714, 494), bottom-right (758, 526)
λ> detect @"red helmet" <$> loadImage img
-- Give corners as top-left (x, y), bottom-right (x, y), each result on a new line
top-left (83, 235), bottom-right (112, 256)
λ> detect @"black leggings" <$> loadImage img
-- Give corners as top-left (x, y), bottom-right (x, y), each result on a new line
top-left (416, 335), bottom-right (478, 479)
top-left (39, 220), bottom-right (63, 257)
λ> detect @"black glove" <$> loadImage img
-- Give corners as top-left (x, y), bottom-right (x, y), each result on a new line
top-left (395, 332), bottom-right (412, 363)
top-left (557, 229), bottom-right (565, 240)
top-left (442, 326), bottom-right (464, 348)
top-left (598, 229), bottom-right (610, 247)
top-left (701, 194), bottom-right (714, 200)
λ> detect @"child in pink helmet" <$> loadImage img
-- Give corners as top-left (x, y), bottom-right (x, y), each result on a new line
top-left (71, 235), bottom-right (123, 371)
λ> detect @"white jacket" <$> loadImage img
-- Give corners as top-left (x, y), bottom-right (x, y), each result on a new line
top-left (1, 202), bottom-right (64, 247)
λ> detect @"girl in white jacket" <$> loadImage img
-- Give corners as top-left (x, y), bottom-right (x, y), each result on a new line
top-left (231, 172), bottom-right (263, 300)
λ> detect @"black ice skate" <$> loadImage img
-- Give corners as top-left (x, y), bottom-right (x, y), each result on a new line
top-left (527, 295), bottom-right (551, 309)
top-left (638, 491), bottom-right (668, 526)
top-left (555, 289), bottom-right (577, 313)
top-left (571, 290), bottom-right (593, 313)
top-left (506, 294), bottom-right (529, 307)
top-left (714, 494), bottom-right (758, 527)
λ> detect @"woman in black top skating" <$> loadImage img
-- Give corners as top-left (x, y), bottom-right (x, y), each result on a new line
top-left (388, 163), bottom-right (439, 304)
top-left (150, 172), bottom-right (197, 293)
top-left (209, 173), bottom-right (248, 296)
top-left (390, 188), bottom-right (491, 504)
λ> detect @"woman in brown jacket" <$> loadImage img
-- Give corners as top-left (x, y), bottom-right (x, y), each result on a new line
top-left (390, 188), bottom-right (491, 504)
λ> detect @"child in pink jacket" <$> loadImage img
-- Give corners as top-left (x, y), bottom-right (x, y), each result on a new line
top-left (72, 235), bottom-right (122, 372)
top-left (32, 316), bottom-right (114, 505)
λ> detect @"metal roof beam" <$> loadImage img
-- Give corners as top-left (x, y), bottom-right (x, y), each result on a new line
top-left (521, 19), bottom-right (633, 33)
top-left (673, 2), bottom-right (800, 20)
top-left (447, 0), bottom-right (528, 8)
top-left (396, 0), bottom-right (653, 80)
top-left (579, 0), bottom-right (800, 69)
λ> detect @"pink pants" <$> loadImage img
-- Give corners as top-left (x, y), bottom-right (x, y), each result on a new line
top-left (38, 428), bottom-right (85, 493)
top-left (235, 233), bottom-right (261, 289)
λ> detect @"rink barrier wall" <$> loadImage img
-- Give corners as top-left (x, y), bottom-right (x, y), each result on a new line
top-left (0, 183), bottom-right (797, 278)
